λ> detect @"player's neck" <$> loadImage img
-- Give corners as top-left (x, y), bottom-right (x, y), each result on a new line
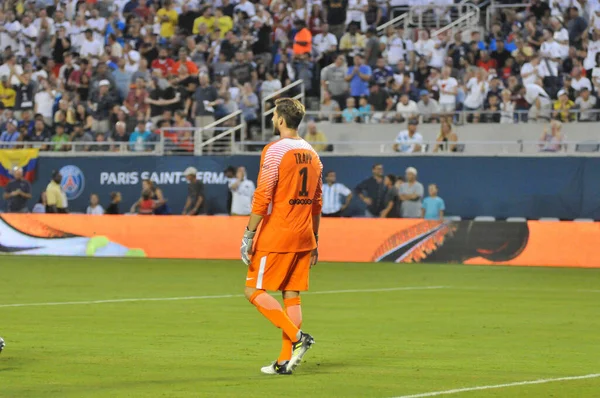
top-left (280, 129), bottom-right (300, 139)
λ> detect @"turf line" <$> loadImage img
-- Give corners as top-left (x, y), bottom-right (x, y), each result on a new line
top-left (390, 373), bottom-right (600, 398)
top-left (0, 286), bottom-right (446, 309)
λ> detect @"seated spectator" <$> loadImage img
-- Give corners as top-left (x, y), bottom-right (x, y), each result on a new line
top-left (238, 82), bottom-right (259, 137)
top-left (86, 194), bottom-right (104, 215)
top-left (51, 123), bottom-right (70, 151)
top-left (433, 121), bottom-right (458, 152)
top-left (125, 78), bottom-right (149, 116)
top-left (71, 123), bottom-right (95, 152)
top-left (25, 119), bottom-right (50, 150)
top-left (0, 76), bottom-right (16, 109)
top-left (94, 132), bottom-right (110, 152)
top-left (417, 90), bottom-right (440, 123)
top-left (500, 89), bottom-right (515, 124)
top-left (342, 97), bottom-right (360, 123)
top-left (319, 91), bottom-right (340, 121)
top-left (571, 66), bottom-right (592, 94)
top-left (261, 71), bottom-right (282, 101)
top-left (136, 190), bottom-right (155, 215)
top-left (0, 119), bottom-right (20, 148)
top-left (539, 120), bottom-right (564, 152)
top-left (393, 118), bottom-right (423, 153)
top-left (575, 87), bottom-right (597, 121)
top-left (395, 93), bottom-right (418, 122)
top-left (553, 90), bottom-right (576, 122)
top-left (358, 96), bottom-right (372, 123)
top-left (129, 121), bottom-right (152, 152)
top-left (372, 57), bottom-right (393, 87)
top-left (304, 120), bottom-right (328, 152)
top-left (111, 121), bottom-right (130, 151)
top-left (483, 95), bottom-right (501, 123)
top-left (105, 192), bottom-right (122, 215)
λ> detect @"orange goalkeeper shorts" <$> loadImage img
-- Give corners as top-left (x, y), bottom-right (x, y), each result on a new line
top-left (245, 250), bottom-right (312, 291)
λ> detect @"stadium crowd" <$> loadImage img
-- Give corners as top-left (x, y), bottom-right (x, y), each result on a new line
top-left (0, 0), bottom-right (599, 153)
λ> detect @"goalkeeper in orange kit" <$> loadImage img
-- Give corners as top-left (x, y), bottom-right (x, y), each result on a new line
top-left (240, 98), bottom-right (323, 375)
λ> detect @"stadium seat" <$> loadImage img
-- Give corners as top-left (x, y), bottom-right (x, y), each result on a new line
top-left (474, 216), bottom-right (496, 221)
top-left (506, 217), bottom-right (527, 222)
top-left (539, 217), bottom-right (559, 221)
top-left (574, 218), bottom-right (595, 222)
top-left (575, 141), bottom-right (600, 153)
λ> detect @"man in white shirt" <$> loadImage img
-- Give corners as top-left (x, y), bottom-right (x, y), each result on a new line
top-left (429, 33), bottom-right (448, 69)
top-left (33, 9), bottom-right (55, 36)
top-left (34, 79), bottom-right (56, 126)
top-left (396, 93), bottom-right (419, 120)
top-left (53, 9), bottom-right (72, 32)
top-left (228, 167), bottom-right (256, 216)
top-left (436, 66), bottom-right (458, 113)
top-left (571, 66), bottom-right (593, 93)
top-left (234, 0), bottom-right (256, 17)
top-left (80, 29), bottom-right (104, 65)
top-left (540, 29), bottom-right (562, 76)
top-left (313, 24), bottom-right (338, 59)
top-left (521, 56), bottom-right (541, 85)
top-left (387, 26), bottom-right (414, 68)
top-left (0, 11), bottom-right (21, 53)
top-left (393, 118), bottom-right (424, 153)
top-left (87, 9), bottom-right (107, 43)
top-left (414, 30), bottom-right (435, 64)
top-left (583, 29), bottom-right (600, 71)
top-left (0, 54), bottom-right (24, 86)
top-left (463, 68), bottom-right (489, 111)
top-left (551, 17), bottom-right (570, 59)
top-left (518, 81), bottom-right (552, 122)
top-left (18, 16), bottom-right (38, 56)
top-left (322, 171), bottom-right (353, 217)
top-left (345, 0), bottom-right (368, 32)
top-left (575, 87), bottom-right (598, 121)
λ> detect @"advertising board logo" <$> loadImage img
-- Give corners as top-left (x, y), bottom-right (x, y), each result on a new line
top-left (60, 165), bottom-right (85, 200)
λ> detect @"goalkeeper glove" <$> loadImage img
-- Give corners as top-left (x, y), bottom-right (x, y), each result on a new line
top-left (241, 228), bottom-right (255, 265)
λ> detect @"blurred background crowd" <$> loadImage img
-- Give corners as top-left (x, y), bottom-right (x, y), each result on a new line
top-left (0, 0), bottom-right (599, 153)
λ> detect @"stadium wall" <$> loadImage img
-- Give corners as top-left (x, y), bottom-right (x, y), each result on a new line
top-left (14, 156), bottom-right (600, 220)
top-left (0, 214), bottom-right (599, 268)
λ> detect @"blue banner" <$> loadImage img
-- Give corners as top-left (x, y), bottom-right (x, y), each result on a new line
top-left (1, 156), bottom-right (599, 220)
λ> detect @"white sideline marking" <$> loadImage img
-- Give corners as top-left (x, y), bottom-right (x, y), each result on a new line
top-left (0, 286), bottom-right (446, 309)
top-left (391, 373), bottom-right (600, 398)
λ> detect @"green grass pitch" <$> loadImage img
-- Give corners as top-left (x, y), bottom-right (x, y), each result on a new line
top-left (1, 257), bottom-right (599, 398)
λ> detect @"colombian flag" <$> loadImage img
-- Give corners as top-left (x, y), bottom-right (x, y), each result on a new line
top-left (0, 149), bottom-right (39, 187)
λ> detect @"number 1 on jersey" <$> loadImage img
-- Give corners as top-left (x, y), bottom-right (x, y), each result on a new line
top-left (298, 167), bottom-right (309, 197)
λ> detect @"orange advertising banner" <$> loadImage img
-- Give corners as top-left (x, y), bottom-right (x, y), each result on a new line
top-left (0, 214), bottom-right (598, 268)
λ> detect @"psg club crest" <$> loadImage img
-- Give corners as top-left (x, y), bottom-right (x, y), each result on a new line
top-left (59, 165), bottom-right (85, 200)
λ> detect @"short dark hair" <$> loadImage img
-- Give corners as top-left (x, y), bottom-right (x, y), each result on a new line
top-left (372, 163), bottom-right (382, 169)
top-left (326, 170), bottom-right (336, 177)
top-left (386, 174), bottom-right (397, 185)
top-left (274, 98), bottom-right (305, 130)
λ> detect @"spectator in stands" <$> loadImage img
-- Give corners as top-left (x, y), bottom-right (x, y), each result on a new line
top-left (355, 163), bottom-right (386, 218)
top-left (372, 57), bottom-right (394, 87)
top-left (433, 120), bottom-right (458, 153)
top-left (51, 124), bottom-right (70, 152)
top-left (567, 7), bottom-right (588, 46)
top-left (105, 192), bottom-right (122, 215)
top-left (304, 120), bottom-right (328, 151)
top-left (346, 54), bottom-right (371, 100)
top-left (560, 75), bottom-right (577, 101)
top-left (364, 27), bottom-right (381, 68)
top-left (2, 166), bottom-right (32, 213)
top-left (571, 66), bottom-right (592, 93)
top-left (46, 171), bottom-right (67, 213)
top-left (27, 119), bottom-right (50, 150)
top-left (386, 26), bottom-right (414, 69)
top-left (463, 68), bottom-right (489, 123)
top-left (399, 167), bottom-right (424, 219)
top-left (516, 82), bottom-right (552, 122)
top-left (395, 93), bottom-right (418, 122)
top-left (319, 91), bottom-right (341, 121)
top-left (238, 82), bottom-right (259, 137)
top-left (500, 89), bottom-right (516, 124)
top-left (86, 194), bottom-right (105, 215)
top-left (228, 166), bottom-right (255, 216)
top-left (183, 167), bottom-right (205, 215)
top-left (314, 24), bottom-right (339, 69)
top-left (436, 66), bottom-right (459, 116)
top-left (129, 121), bottom-right (152, 152)
top-left (71, 123), bottom-right (94, 152)
top-left (483, 95), bottom-right (501, 123)
top-left (380, 174), bottom-right (399, 218)
top-left (340, 24), bottom-right (366, 61)
top-left (539, 120), bottom-right (564, 152)
top-left (575, 87), bottom-right (597, 121)
top-left (342, 97), bottom-right (360, 122)
top-left (393, 118), bottom-right (423, 153)
top-left (358, 96), bottom-right (372, 123)
top-left (422, 184), bottom-right (445, 220)
top-left (553, 89), bottom-right (576, 122)
top-left (321, 54), bottom-right (349, 108)
top-left (0, 119), bottom-right (19, 148)
top-left (418, 90), bottom-right (440, 123)
top-left (112, 121), bottom-right (130, 151)
top-left (193, 74), bottom-right (218, 128)
top-left (414, 30), bottom-right (435, 66)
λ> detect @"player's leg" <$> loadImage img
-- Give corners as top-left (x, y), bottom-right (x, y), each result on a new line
top-left (280, 251), bottom-right (315, 372)
top-left (0, 336), bottom-right (5, 353)
top-left (244, 252), bottom-right (302, 343)
top-left (277, 291), bottom-right (303, 365)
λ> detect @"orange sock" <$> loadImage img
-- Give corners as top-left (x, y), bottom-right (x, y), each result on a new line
top-left (278, 297), bottom-right (302, 364)
top-left (249, 291), bottom-right (300, 341)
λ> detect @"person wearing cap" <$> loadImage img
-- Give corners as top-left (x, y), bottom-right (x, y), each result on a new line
top-left (417, 90), bottom-right (440, 123)
top-left (3, 167), bottom-right (32, 213)
top-left (552, 89), bottom-right (576, 122)
top-left (399, 167), bottom-right (424, 219)
top-left (89, 79), bottom-right (114, 134)
top-left (393, 118), bottom-right (423, 153)
top-left (183, 167), bottom-right (205, 215)
top-left (45, 171), bottom-right (68, 213)
top-left (0, 119), bottom-right (20, 148)
top-left (575, 87), bottom-right (597, 121)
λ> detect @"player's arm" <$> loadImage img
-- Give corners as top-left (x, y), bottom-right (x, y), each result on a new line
top-left (310, 167), bottom-right (323, 266)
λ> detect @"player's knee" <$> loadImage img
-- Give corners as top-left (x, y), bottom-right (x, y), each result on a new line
top-left (244, 286), bottom-right (258, 301)
top-left (282, 290), bottom-right (300, 300)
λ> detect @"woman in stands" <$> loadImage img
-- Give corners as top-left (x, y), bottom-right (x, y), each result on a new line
top-left (130, 179), bottom-right (171, 215)
top-left (433, 120), bottom-right (458, 152)
top-left (539, 120), bottom-right (564, 152)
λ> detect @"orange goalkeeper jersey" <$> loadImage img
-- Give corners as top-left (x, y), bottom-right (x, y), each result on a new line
top-left (252, 138), bottom-right (323, 253)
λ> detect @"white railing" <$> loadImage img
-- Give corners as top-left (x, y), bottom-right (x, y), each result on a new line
top-left (195, 110), bottom-right (243, 155)
top-left (431, 10), bottom-right (479, 38)
top-left (261, 80), bottom-right (305, 140)
top-left (196, 121), bottom-right (245, 155)
top-left (376, 9), bottom-right (410, 36)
